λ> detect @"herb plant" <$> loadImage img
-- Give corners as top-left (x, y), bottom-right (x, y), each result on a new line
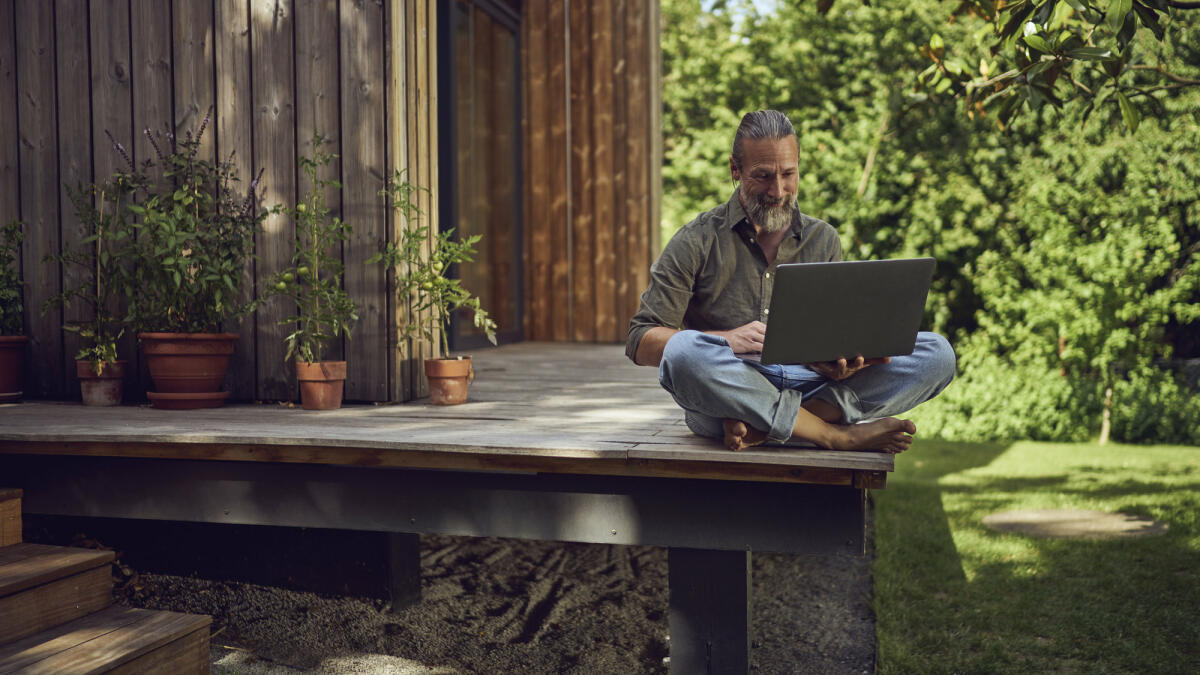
top-left (371, 170), bottom-right (497, 359)
top-left (123, 109), bottom-right (272, 333)
top-left (262, 132), bottom-right (358, 364)
top-left (42, 178), bottom-right (140, 372)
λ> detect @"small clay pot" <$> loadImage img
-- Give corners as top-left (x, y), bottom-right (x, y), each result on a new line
top-left (425, 356), bottom-right (474, 405)
top-left (296, 360), bottom-right (347, 410)
top-left (76, 359), bottom-right (127, 406)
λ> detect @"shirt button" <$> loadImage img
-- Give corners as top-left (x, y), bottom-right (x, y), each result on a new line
top-left (765, 272), bottom-right (771, 278)
top-left (764, 308), bottom-right (770, 315)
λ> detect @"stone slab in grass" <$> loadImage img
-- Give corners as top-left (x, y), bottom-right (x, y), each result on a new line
top-left (982, 509), bottom-right (1168, 540)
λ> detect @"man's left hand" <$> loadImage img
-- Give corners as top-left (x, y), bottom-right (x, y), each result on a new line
top-left (807, 355), bottom-right (890, 381)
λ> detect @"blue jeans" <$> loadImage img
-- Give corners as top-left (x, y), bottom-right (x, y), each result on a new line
top-left (658, 330), bottom-right (957, 443)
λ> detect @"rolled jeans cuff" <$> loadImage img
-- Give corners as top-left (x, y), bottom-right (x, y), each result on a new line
top-left (767, 388), bottom-right (803, 442)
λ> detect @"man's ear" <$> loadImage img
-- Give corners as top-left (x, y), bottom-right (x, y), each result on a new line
top-left (729, 155), bottom-right (740, 182)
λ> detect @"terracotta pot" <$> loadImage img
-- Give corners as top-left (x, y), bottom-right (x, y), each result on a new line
top-left (0, 336), bottom-right (27, 403)
top-left (296, 360), bottom-right (347, 410)
top-left (76, 359), bottom-right (127, 406)
top-left (425, 356), bottom-right (474, 405)
top-left (139, 332), bottom-right (237, 409)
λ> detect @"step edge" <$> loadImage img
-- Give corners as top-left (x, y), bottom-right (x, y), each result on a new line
top-left (0, 544), bottom-right (115, 597)
top-left (0, 606), bottom-right (211, 674)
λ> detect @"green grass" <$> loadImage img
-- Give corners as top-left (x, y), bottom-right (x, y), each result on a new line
top-left (873, 440), bottom-right (1200, 674)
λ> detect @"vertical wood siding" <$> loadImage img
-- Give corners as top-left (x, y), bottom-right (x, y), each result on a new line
top-left (216, 0), bottom-right (257, 400)
top-left (2, 0), bottom-right (660, 401)
top-left (2, 0), bottom-right (442, 403)
top-left (522, 0), bottom-right (663, 344)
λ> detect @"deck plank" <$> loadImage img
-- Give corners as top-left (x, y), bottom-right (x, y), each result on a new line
top-left (0, 344), bottom-right (894, 484)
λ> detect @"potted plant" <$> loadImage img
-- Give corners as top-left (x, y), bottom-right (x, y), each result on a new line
top-left (121, 110), bottom-right (273, 409)
top-left (262, 132), bottom-right (358, 410)
top-left (41, 178), bottom-right (138, 405)
top-left (0, 220), bottom-right (25, 403)
top-left (371, 170), bottom-right (497, 405)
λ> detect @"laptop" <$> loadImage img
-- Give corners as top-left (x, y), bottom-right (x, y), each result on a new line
top-left (752, 257), bottom-right (935, 365)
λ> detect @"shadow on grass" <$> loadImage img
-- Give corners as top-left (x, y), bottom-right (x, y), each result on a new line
top-left (871, 441), bottom-right (1011, 671)
top-left (874, 441), bottom-right (1200, 674)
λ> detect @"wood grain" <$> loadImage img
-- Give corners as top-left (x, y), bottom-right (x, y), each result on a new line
top-left (55, 0), bottom-right (94, 390)
top-left (0, 542), bottom-right (114, 594)
top-left (589, 0), bottom-right (618, 341)
top-left (89, 0), bottom-right (137, 399)
top-left (386, 0), bottom-right (409, 403)
top-left (172, 0), bottom-right (215, 159)
top-left (569, 2), bottom-right (595, 342)
top-left (0, 497), bottom-right (19, 547)
top-left (0, 0), bottom-right (18, 234)
top-left (16, 0), bottom-right (62, 397)
top-left (252, 0), bottom-right (298, 401)
top-left (215, 0), bottom-right (257, 400)
top-left (340, 0), bottom-right (387, 401)
top-left (0, 344), bottom-right (894, 487)
top-left (0, 564), bottom-right (112, 647)
top-left (295, 0), bottom-right (342, 367)
top-left (0, 605), bottom-right (210, 674)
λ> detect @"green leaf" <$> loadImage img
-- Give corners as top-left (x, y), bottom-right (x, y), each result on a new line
top-left (1066, 47), bottom-right (1112, 60)
top-left (1106, 0), bottom-right (1131, 34)
top-left (1116, 91), bottom-right (1140, 132)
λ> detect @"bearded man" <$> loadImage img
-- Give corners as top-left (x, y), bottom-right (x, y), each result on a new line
top-left (626, 110), bottom-right (956, 453)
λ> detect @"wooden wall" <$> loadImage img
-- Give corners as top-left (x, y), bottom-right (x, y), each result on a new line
top-left (522, 0), bottom-right (663, 343)
top-left (1, 0), bottom-right (661, 402)
top-left (1, 0), bottom-right (438, 403)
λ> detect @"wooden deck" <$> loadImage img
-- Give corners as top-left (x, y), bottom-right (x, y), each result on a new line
top-left (0, 342), bottom-right (892, 488)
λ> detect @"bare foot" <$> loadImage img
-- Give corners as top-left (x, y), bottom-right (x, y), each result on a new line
top-left (722, 419), bottom-right (768, 452)
top-left (827, 417), bottom-right (916, 454)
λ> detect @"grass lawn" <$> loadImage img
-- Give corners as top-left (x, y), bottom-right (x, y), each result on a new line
top-left (873, 440), bottom-right (1200, 674)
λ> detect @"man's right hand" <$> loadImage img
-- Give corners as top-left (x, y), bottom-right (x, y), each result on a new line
top-left (713, 321), bottom-right (767, 354)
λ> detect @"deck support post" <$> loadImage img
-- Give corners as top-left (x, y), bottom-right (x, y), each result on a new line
top-left (668, 547), bottom-right (751, 675)
top-left (387, 532), bottom-right (422, 609)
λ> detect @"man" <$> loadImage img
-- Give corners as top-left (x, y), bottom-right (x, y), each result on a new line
top-left (626, 110), bottom-right (955, 453)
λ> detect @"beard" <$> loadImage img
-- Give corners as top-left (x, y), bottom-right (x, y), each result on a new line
top-left (739, 182), bottom-right (798, 233)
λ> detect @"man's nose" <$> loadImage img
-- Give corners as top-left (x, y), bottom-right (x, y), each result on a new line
top-left (768, 175), bottom-right (785, 199)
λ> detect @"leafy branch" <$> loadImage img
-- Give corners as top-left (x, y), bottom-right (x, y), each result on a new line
top-left (262, 131), bottom-right (358, 364)
top-left (370, 170), bottom-right (497, 360)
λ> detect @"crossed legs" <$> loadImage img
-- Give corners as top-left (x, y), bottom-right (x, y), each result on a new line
top-left (658, 331), bottom-right (956, 453)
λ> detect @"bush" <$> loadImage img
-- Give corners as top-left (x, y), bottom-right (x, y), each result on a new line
top-left (909, 349), bottom-right (1101, 443)
top-left (1109, 367), bottom-right (1200, 445)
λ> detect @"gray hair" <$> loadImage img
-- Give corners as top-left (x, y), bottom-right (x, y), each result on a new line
top-left (731, 110), bottom-right (796, 170)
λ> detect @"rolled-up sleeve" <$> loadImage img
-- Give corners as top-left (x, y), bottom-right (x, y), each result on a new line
top-left (625, 235), bottom-right (700, 363)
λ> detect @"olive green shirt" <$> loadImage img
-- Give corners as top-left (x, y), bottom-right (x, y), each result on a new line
top-left (625, 190), bottom-right (842, 362)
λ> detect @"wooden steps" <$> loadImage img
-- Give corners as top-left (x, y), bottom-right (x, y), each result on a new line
top-left (0, 543), bottom-right (115, 644)
top-left (0, 489), bottom-right (211, 674)
top-left (0, 606), bottom-right (210, 674)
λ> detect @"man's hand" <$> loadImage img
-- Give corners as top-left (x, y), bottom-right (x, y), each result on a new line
top-left (713, 321), bottom-right (766, 354)
top-left (807, 355), bottom-right (890, 381)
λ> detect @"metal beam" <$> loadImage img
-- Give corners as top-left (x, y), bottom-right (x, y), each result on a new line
top-left (1, 454), bottom-right (864, 555)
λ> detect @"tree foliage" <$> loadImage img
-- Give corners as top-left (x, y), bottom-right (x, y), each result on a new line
top-left (660, 0), bottom-right (1200, 443)
top-left (846, 0), bottom-right (1200, 132)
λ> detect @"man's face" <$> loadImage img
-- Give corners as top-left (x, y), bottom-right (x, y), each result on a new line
top-left (730, 136), bottom-right (800, 234)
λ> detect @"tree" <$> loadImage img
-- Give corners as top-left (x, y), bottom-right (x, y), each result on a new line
top-left (902, 1), bottom-right (1200, 131)
top-left (661, 0), bottom-right (1200, 443)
